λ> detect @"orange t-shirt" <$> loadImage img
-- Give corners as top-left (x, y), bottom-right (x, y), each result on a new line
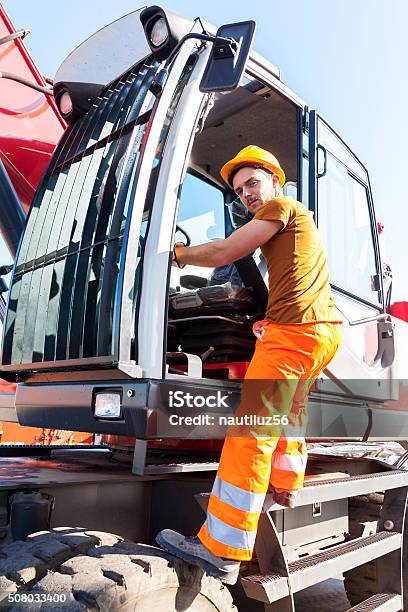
top-left (254, 196), bottom-right (341, 324)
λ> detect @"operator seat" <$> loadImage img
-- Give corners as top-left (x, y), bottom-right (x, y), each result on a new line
top-left (167, 269), bottom-right (266, 363)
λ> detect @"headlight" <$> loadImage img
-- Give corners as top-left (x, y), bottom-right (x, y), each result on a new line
top-left (140, 7), bottom-right (191, 62)
top-left (94, 391), bottom-right (122, 419)
top-left (58, 90), bottom-right (73, 116)
top-left (151, 17), bottom-right (168, 47)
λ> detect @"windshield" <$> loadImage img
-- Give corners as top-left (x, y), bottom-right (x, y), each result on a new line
top-left (2, 59), bottom-right (158, 369)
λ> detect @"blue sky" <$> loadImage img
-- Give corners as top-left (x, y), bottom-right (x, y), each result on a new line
top-left (4, 0), bottom-right (407, 300)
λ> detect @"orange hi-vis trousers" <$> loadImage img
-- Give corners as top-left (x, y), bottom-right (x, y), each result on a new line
top-left (198, 320), bottom-right (342, 561)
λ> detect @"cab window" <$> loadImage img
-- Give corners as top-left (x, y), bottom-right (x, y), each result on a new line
top-left (316, 119), bottom-right (380, 306)
top-left (171, 171), bottom-right (225, 289)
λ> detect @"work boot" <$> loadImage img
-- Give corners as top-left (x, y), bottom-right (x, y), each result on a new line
top-left (270, 486), bottom-right (299, 508)
top-left (156, 529), bottom-right (241, 584)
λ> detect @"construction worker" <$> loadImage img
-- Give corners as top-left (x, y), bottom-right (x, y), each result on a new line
top-left (157, 145), bottom-right (342, 583)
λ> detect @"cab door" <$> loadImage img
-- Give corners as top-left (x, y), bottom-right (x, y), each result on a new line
top-left (308, 111), bottom-right (396, 401)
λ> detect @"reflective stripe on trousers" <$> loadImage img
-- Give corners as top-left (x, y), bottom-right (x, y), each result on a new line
top-left (198, 321), bottom-right (342, 561)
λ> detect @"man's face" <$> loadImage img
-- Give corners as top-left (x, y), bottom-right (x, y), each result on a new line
top-left (232, 167), bottom-right (279, 214)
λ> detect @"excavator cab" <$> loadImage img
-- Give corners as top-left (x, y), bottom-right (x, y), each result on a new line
top-left (0, 6), bottom-right (401, 443)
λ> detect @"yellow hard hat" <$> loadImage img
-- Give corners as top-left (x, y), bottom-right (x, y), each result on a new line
top-left (220, 145), bottom-right (286, 187)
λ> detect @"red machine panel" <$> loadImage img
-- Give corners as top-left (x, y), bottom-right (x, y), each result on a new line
top-left (0, 5), bottom-right (66, 211)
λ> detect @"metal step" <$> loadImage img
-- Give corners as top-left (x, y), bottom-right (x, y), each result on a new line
top-left (346, 593), bottom-right (402, 612)
top-left (196, 470), bottom-right (408, 512)
top-left (0, 444), bottom-right (104, 457)
top-left (130, 443), bottom-right (220, 476)
top-left (241, 531), bottom-right (401, 604)
top-left (144, 460), bottom-right (218, 475)
top-left (263, 469), bottom-right (408, 510)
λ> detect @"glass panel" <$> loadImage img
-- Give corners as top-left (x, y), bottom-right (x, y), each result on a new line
top-left (318, 120), bottom-right (368, 184)
top-left (318, 152), bottom-right (379, 304)
top-left (283, 182), bottom-right (297, 199)
top-left (171, 172), bottom-right (226, 288)
top-left (3, 59), bottom-right (158, 366)
top-left (3, 52), bottom-right (196, 369)
top-left (0, 235), bottom-right (14, 352)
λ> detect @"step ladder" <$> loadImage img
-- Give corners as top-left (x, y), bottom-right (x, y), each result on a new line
top-left (242, 532), bottom-right (401, 604)
top-left (201, 468), bottom-right (408, 612)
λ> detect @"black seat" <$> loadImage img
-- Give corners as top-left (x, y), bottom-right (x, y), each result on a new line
top-left (168, 283), bottom-right (258, 363)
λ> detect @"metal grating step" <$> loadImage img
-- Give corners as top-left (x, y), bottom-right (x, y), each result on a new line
top-left (241, 531), bottom-right (402, 604)
top-left (196, 470), bottom-right (408, 513)
top-left (143, 460), bottom-right (218, 475)
top-left (263, 469), bottom-right (408, 509)
top-left (346, 593), bottom-right (402, 612)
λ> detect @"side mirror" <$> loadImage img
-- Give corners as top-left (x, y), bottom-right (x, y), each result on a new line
top-left (200, 20), bottom-right (256, 93)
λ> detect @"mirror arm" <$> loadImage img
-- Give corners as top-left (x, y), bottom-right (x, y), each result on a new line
top-left (150, 32), bottom-right (237, 97)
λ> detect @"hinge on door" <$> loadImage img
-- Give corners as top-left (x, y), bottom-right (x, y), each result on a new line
top-left (371, 274), bottom-right (381, 291)
top-left (376, 320), bottom-right (395, 368)
top-left (303, 106), bottom-right (310, 131)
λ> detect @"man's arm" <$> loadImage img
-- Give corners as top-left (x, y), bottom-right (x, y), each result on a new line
top-left (174, 218), bottom-right (283, 268)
